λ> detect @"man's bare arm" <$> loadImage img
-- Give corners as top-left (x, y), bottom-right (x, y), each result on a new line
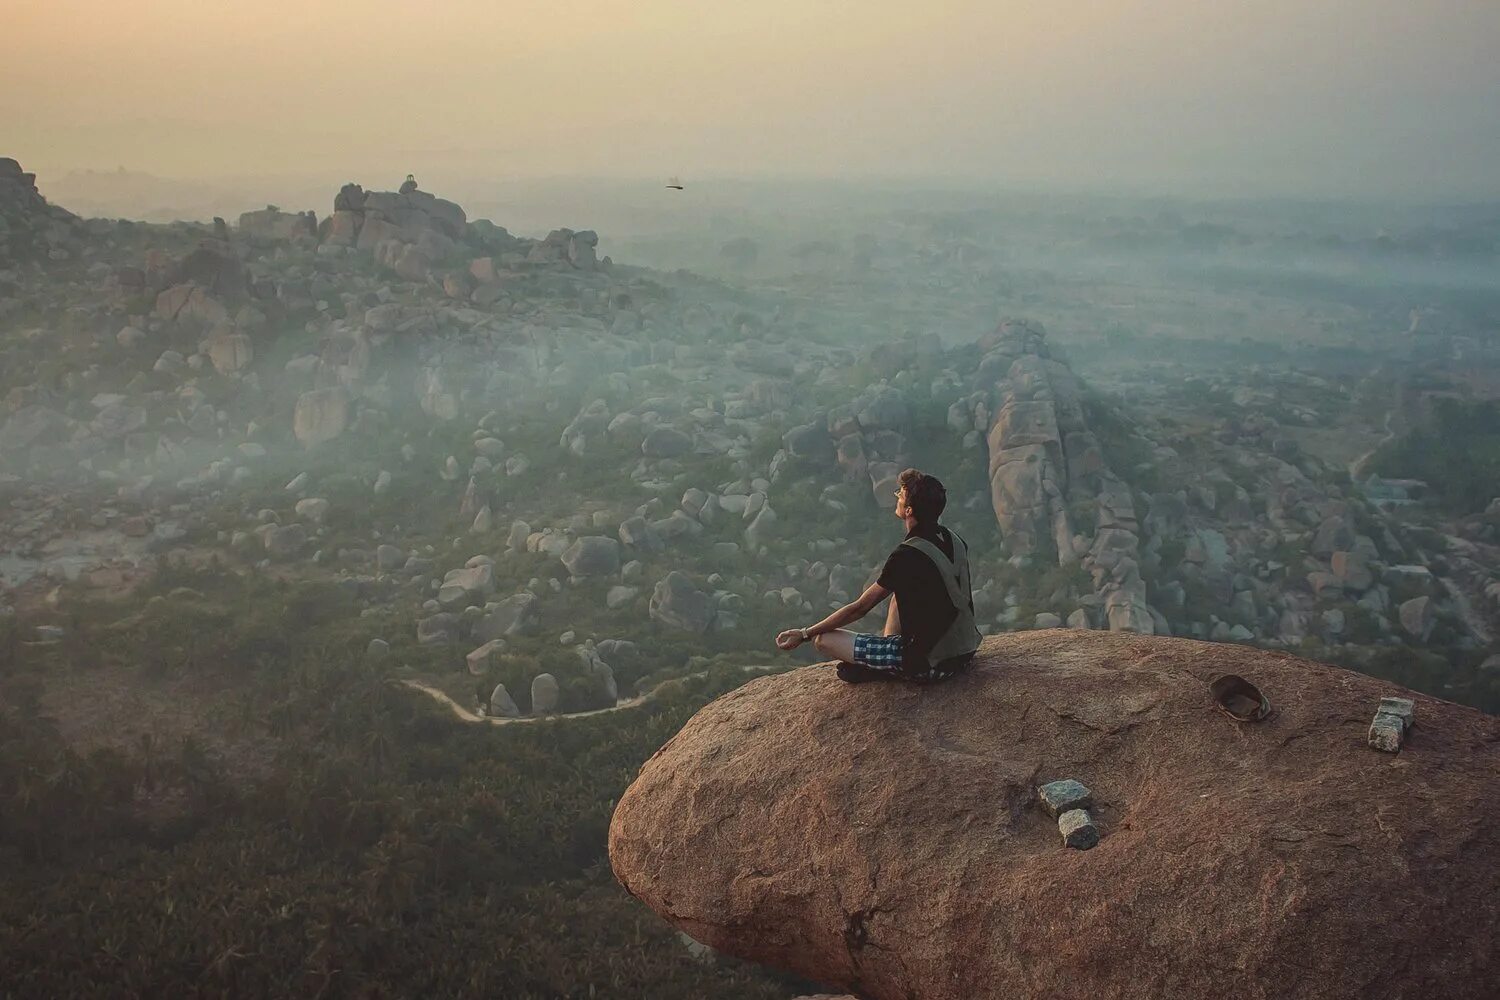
top-left (775, 582), bottom-right (891, 651)
top-left (804, 582), bottom-right (890, 637)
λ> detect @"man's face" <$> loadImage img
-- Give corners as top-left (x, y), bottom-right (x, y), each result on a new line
top-left (894, 486), bottom-right (909, 519)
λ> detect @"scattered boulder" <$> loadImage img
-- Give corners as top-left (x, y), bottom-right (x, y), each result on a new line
top-left (293, 387), bottom-right (349, 448)
top-left (1398, 596), bottom-right (1435, 641)
top-left (473, 593), bottom-right (538, 641)
top-left (417, 612), bottom-right (462, 645)
top-left (438, 564), bottom-right (494, 608)
top-left (490, 683), bottom-right (521, 718)
top-left (531, 673), bottom-right (560, 715)
top-left (642, 426), bottom-right (693, 458)
top-left (561, 536), bottom-right (621, 578)
top-left (466, 639), bottom-right (508, 675)
top-left (649, 571), bottom-right (715, 632)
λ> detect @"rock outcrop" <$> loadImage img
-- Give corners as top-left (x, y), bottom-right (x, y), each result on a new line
top-left (610, 631), bottom-right (1500, 1000)
top-left (959, 319), bottom-right (1155, 632)
top-left (0, 157), bottom-right (80, 262)
top-left (318, 179), bottom-right (467, 281)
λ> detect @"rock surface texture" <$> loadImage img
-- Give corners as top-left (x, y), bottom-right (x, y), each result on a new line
top-left (609, 631), bottom-right (1500, 1000)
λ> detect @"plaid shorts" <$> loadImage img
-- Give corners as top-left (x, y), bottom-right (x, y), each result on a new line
top-left (852, 632), bottom-right (907, 670)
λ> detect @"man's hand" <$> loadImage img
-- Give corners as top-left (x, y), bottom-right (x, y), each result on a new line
top-left (775, 628), bottom-right (808, 651)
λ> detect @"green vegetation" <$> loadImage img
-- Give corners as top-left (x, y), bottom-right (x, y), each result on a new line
top-left (1372, 399), bottom-right (1500, 514)
top-left (0, 572), bottom-right (815, 998)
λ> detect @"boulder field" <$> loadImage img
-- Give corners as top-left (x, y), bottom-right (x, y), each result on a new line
top-left (609, 631), bottom-right (1499, 999)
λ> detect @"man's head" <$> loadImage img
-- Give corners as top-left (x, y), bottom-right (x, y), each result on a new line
top-left (895, 468), bottom-right (946, 525)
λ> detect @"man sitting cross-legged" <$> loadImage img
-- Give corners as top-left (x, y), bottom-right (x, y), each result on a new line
top-left (774, 468), bottom-right (982, 684)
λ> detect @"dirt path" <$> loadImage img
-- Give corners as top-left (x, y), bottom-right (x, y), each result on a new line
top-left (398, 680), bottom-right (653, 725)
top-left (398, 663), bottom-right (783, 726)
top-left (1348, 409), bottom-right (1396, 481)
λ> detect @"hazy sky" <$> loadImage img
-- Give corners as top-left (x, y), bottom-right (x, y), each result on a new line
top-left (4, 0), bottom-right (1499, 199)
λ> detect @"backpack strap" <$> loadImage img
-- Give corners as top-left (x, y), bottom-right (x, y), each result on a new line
top-left (901, 530), bottom-right (971, 611)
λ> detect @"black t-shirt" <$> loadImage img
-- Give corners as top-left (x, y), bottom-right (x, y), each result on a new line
top-left (876, 522), bottom-right (972, 669)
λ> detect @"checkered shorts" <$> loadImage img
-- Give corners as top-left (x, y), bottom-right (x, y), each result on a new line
top-left (852, 632), bottom-right (907, 670)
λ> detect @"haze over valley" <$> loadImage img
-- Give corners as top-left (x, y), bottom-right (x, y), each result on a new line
top-left (3, 4), bottom-right (1499, 997)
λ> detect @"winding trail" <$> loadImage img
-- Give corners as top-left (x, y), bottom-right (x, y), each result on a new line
top-left (1348, 409), bottom-right (1396, 481)
top-left (397, 663), bottom-right (784, 726)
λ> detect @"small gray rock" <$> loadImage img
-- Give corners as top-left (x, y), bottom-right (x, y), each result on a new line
top-left (1377, 697), bottom-right (1415, 730)
top-left (1369, 713), bottom-right (1405, 753)
top-left (1059, 809), bottom-right (1100, 850)
top-left (1038, 779), bottom-right (1093, 818)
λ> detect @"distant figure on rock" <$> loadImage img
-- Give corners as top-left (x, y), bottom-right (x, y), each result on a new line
top-left (400, 173), bottom-right (418, 194)
top-left (776, 468), bottom-right (981, 683)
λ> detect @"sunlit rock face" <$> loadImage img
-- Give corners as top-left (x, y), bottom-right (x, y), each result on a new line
top-left (610, 630), bottom-right (1500, 1000)
top-left (965, 319), bottom-right (1154, 633)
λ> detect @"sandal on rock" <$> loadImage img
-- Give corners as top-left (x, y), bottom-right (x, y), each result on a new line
top-left (1210, 674), bottom-right (1272, 722)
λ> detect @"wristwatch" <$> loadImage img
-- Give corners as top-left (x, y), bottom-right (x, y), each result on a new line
top-left (799, 628), bottom-right (812, 642)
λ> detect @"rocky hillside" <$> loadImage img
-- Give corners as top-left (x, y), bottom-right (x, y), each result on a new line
top-left (1, 153), bottom-right (1494, 726)
top-left (0, 157), bottom-right (81, 263)
top-left (610, 631), bottom-right (1500, 1000)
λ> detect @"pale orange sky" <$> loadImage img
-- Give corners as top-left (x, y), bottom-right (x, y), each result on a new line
top-left (4, 0), bottom-right (1498, 197)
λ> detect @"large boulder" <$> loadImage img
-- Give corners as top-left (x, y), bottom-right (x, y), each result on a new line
top-left (531, 673), bottom-right (560, 715)
top-left (206, 331), bottom-right (254, 375)
top-left (561, 536), bottom-right (622, 578)
top-left (855, 385), bottom-right (908, 432)
top-left (1398, 596), bottom-right (1436, 641)
top-left (783, 422), bottom-right (835, 461)
top-left (293, 387), bottom-right (349, 448)
top-left (642, 426), bottom-right (694, 458)
top-left (610, 631), bottom-right (1500, 1000)
top-left (648, 571), bottom-right (715, 633)
top-left (155, 283), bottom-right (229, 327)
top-left (473, 593), bottom-right (539, 642)
top-left (238, 207), bottom-right (316, 241)
top-left (438, 564), bottom-right (495, 609)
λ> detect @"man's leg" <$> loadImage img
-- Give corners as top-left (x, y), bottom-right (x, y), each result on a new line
top-left (811, 629), bottom-right (858, 665)
top-left (816, 630), bottom-right (906, 684)
top-left (883, 596), bottom-right (901, 637)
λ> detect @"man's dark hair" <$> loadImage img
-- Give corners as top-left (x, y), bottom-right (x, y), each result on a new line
top-left (898, 468), bottom-right (946, 524)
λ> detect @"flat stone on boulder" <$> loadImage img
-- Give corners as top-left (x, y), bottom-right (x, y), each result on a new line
top-left (1058, 808), bottom-right (1099, 850)
top-left (1378, 697), bottom-right (1415, 730)
top-left (1369, 713), bottom-right (1406, 753)
top-left (1038, 778), bottom-right (1093, 817)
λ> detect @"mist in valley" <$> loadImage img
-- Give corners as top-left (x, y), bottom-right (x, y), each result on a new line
top-left (3, 3), bottom-right (1500, 998)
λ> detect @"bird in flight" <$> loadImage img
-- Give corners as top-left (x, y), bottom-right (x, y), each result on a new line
top-left (665, 176), bottom-right (685, 190)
